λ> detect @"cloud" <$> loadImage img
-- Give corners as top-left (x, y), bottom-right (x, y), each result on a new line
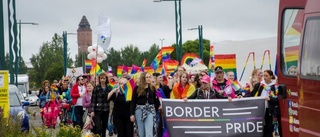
top-left (2, 0), bottom-right (279, 61)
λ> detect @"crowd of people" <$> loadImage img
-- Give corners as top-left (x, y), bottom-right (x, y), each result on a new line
top-left (37, 65), bottom-right (280, 137)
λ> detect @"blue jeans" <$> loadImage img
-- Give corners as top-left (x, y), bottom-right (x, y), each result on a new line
top-left (135, 107), bottom-right (154, 137)
top-left (108, 116), bottom-right (114, 133)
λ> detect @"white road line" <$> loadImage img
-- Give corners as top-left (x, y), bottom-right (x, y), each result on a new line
top-left (185, 131), bottom-right (222, 134)
top-left (222, 106), bottom-right (258, 111)
top-left (173, 126), bottom-right (221, 129)
top-left (223, 112), bottom-right (251, 115)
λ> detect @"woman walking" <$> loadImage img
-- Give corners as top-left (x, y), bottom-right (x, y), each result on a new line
top-left (91, 73), bottom-right (112, 137)
top-left (130, 72), bottom-right (160, 137)
top-left (108, 78), bottom-right (133, 137)
top-left (251, 70), bottom-right (280, 137)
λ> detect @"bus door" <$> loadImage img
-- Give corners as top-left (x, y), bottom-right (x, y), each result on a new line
top-left (277, 0), bottom-right (306, 137)
top-left (298, 0), bottom-right (320, 136)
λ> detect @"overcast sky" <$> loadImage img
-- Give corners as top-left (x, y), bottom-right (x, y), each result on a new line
top-left (3, 0), bottom-right (279, 62)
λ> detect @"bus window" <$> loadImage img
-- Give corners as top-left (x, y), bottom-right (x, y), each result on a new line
top-left (301, 17), bottom-right (320, 79)
top-left (281, 9), bottom-right (304, 76)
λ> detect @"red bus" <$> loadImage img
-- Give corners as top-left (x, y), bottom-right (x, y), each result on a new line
top-left (277, 0), bottom-right (320, 136)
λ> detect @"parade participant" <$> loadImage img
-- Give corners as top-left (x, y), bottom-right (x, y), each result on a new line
top-left (153, 73), bottom-right (171, 137)
top-left (38, 80), bottom-right (50, 99)
top-left (250, 70), bottom-right (280, 137)
top-left (153, 73), bottom-right (171, 98)
top-left (70, 76), bottom-right (87, 128)
top-left (91, 73), bottom-right (112, 137)
top-left (122, 68), bottom-right (131, 80)
top-left (212, 66), bottom-right (235, 101)
top-left (130, 72), bottom-right (160, 137)
top-left (44, 85), bottom-right (60, 129)
top-left (82, 74), bottom-right (89, 85)
top-left (189, 74), bottom-right (196, 85)
top-left (186, 75), bottom-right (225, 100)
top-left (108, 78), bottom-right (133, 137)
top-left (82, 82), bottom-right (94, 132)
top-left (193, 74), bottom-right (202, 88)
top-left (170, 72), bottom-right (196, 99)
top-left (39, 85), bottom-right (49, 124)
top-left (226, 71), bottom-right (235, 82)
top-left (106, 72), bottom-right (116, 136)
top-left (251, 68), bottom-right (263, 82)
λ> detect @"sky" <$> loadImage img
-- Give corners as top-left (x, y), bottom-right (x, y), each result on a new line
top-left (3, 0), bottom-right (279, 62)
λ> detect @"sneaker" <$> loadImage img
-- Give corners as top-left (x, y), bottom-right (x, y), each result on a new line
top-left (109, 132), bottom-right (113, 136)
top-left (114, 129), bottom-right (117, 135)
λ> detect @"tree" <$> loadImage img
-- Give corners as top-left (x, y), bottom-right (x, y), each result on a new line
top-left (29, 33), bottom-right (72, 87)
top-left (4, 52), bottom-right (28, 74)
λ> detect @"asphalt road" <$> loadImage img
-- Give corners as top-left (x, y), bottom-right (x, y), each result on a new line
top-left (28, 106), bottom-right (116, 137)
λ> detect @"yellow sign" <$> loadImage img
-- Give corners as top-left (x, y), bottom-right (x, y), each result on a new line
top-left (0, 70), bottom-right (9, 118)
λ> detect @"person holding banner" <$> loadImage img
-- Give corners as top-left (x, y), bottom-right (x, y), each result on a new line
top-left (130, 72), bottom-right (160, 137)
top-left (170, 72), bottom-right (196, 99)
top-left (250, 70), bottom-right (281, 137)
top-left (212, 66), bottom-right (236, 100)
top-left (186, 75), bottom-right (226, 100)
top-left (107, 78), bottom-right (133, 137)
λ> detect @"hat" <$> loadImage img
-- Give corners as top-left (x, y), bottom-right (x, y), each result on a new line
top-left (214, 66), bottom-right (223, 72)
top-left (53, 80), bottom-right (58, 83)
top-left (201, 75), bottom-right (210, 84)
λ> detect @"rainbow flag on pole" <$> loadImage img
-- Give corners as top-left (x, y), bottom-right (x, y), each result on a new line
top-left (215, 54), bottom-right (237, 80)
top-left (90, 64), bottom-right (104, 75)
top-left (162, 47), bottom-right (174, 62)
top-left (85, 60), bottom-right (92, 69)
top-left (120, 79), bottom-right (135, 101)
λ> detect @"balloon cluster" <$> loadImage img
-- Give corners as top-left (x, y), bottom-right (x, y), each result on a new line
top-left (87, 44), bottom-right (107, 63)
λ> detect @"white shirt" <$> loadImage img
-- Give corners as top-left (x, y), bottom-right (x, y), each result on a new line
top-left (260, 80), bottom-right (276, 108)
top-left (75, 85), bottom-right (86, 106)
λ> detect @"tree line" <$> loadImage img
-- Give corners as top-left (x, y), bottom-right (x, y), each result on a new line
top-left (6, 33), bottom-right (211, 87)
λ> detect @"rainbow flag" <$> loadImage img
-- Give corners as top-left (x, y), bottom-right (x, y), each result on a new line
top-left (151, 51), bottom-right (162, 71)
top-left (284, 45), bottom-right (299, 70)
top-left (117, 66), bottom-right (133, 77)
top-left (181, 53), bottom-right (203, 65)
top-left (162, 46), bottom-right (174, 62)
top-left (109, 80), bottom-right (117, 89)
top-left (85, 60), bottom-right (92, 69)
top-left (231, 81), bottom-right (241, 91)
top-left (156, 88), bottom-right (166, 98)
top-left (120, 78), bottom-right (135, 101)
top-left (208, 46), bottom-right (215, 69)
top-left (215, 54), bottom-right (237, 80)
top-left (163, 60), bottom-right (179, 71)
top-left (90, 64), bottom-right (104, 75)
top-left (131, 65), bottom-right (140, 75)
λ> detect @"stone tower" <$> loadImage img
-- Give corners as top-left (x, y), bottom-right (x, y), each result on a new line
top-left (77, 15), bottom-right (92, 55)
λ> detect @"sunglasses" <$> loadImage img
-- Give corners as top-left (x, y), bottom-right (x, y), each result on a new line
top-left (215, 71), bottom-right (223, 74)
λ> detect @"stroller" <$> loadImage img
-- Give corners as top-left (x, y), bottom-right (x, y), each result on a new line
top-left (59, 99), bottom-right (71, 126)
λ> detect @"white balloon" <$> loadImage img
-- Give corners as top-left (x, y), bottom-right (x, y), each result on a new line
top-left (91, 44), bottom-right (98, 53)
top-left (102, 53), bottom-right (107, 60)
top-left (87, 54), bottom-right (93, 60)
top-left (87, 46), bottom-right (93, 53)
top-left (97, 46), bottom-right (104, 55)
top-left (90, 52), bottom-right (97, 59)
top-left (97, 57), bottom-right (103, 63)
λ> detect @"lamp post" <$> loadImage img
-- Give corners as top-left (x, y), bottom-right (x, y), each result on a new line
top-left (160, 38), bottom-right (165, 48)
top-left (62, 31), bottom-right (76, 76)
top-left (0, 1), bottom-right (5, 70)
top-left (188, 25), bottom-right (203, 60)
top-left (154, 0), bottom-right (182, 63)
top-left (16, 20), bottom-right (38, 75)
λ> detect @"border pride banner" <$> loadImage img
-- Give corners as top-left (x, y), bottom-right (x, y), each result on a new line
top-left (162, 97), bottom-right (265, 137)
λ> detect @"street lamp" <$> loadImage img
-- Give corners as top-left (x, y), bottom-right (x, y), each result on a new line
top-left (188, 25), bottom-right (203, 60)
top-left (16, 20), bottom-right (39, 74)
top-left (63, 31), bottom-right (76, 76)
top-left (160, 38), bottom-right (165, 48)
top-left (16, 20), bottom-right (38, 86)
top-left (154, 0), bottom-right (182, 63)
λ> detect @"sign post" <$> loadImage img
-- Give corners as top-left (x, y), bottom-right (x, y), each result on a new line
top-left (0, 70), bottom-right (9, 118)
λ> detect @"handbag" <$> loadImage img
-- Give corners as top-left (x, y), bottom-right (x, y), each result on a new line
top-left (82, 109), bottom-right (88, 124)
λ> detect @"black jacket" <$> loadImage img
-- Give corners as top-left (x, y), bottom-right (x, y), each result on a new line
top-left (188, 88), bottom-right (227, 99)
top-left (250, 82), bottom-right (279, 116)
top-left (91, 85), bottom-right (112, 112)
